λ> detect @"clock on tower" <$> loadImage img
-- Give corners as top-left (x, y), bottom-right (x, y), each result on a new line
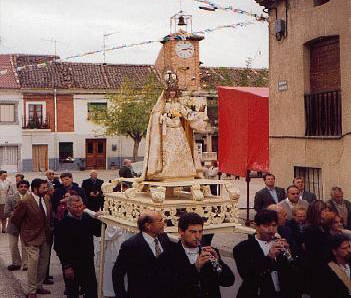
top-left (155, 11), bottom-right (204, 91)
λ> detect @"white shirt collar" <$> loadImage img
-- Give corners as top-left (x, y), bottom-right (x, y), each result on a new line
top-left (181, 242), bottom-right (199, 264)
top-left (142, 232), bottom-right (163, 256)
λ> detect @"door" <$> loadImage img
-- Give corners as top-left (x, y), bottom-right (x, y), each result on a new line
top-left (32, 145), bottom-right (48, 172)
top-left (0, 146), bottom-right (18, 172)
top-left (85, 139), bottom-right (106, 169)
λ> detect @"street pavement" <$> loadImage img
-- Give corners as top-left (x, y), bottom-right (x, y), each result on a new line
top-left (0, 170), bottom-right (264, 298)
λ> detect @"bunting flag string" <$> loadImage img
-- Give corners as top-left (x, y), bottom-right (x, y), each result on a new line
top-left (0, 21), bottom-right (253, 75)
top-left (190, 0), bottom-right (268, 21)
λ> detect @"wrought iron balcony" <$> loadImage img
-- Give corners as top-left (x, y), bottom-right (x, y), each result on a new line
top-left (304, 89), bottom-right (341, 136)
top-left (22, 114), bottom-right (50, 129)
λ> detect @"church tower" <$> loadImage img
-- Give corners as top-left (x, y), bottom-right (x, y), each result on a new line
top-left (155, 12), bottom-right (204, 91)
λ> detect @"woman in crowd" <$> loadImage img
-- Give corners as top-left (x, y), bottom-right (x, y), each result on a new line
top-left (302, 201), bottom-right (333, 297)
top-left (329, 214), bottom-right (351, 240)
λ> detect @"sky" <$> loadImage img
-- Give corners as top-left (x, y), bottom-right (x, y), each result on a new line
top-left (0, 0), bottom-right (268, 68)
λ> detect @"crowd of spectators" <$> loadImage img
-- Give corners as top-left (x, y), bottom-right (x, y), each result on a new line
top-left (2, 168), bottom-right (351, 298)
top-left (236, 173), bottom-right (351, 298)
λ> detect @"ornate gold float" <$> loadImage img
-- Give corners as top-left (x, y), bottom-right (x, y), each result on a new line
top-left (100, 177), bottom-right (246, 234)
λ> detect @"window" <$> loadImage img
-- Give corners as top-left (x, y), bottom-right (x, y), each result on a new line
top-left (313, 0), bottom-right (330, 6)
top-left (0, 104), bottom-right (15, 122)
top-left (309, 36), bottom-right (340, 94)
top-left (23, 102), bottom-right (49, 129)
top-left (28, 104), bottom-right (43, 120)
top-left (59, 142), bottom-right (73, 163)
top-left (305, 36), bottom-right (341, 136)
top-left (87, 102), bottom-right (107, 120)
top-left (294, 166), bottom-right (322, 199)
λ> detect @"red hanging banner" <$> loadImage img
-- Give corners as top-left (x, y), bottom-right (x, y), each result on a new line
top-left (218, 87), bottom-right (269, 177)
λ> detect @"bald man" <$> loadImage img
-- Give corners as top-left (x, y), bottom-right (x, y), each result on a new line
top-left (81, 170), bottom-right (104, 211)
top-left (112, 211), bottom-right (172, 298)
top-left (267, 204), bottom-right (300, 259)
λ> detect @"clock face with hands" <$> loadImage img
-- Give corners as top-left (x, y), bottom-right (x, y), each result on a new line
top-left (175, 41), bottom-right (194, 59)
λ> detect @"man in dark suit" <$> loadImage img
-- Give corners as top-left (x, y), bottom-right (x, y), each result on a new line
top-left (254, 173), bottom-right (286, 212)
top-left (164, 212), bottom-right (234, 298)
top-left (233, 209), bottom-right (301, 298)
top-left (119, 159), bottom-right (138, 179)
top-left (112, 210), bottom-right (171, 298)
top-left (52, 172), bottom-right (87, 214)
top-left (285, 207), bottom-right (307, 260)
top-left (315, 233), bottom-right (351, 298)
top-left (11, 179), bottom-right (53, 298)
top-left (81, 170), bottom-right (104, 211)
top-left (293, 176), bottom-right (317, 204)
top-left (4, 179), bottom-right (30, 271)
top-left (326, 186), bottom-right (351, 230)
top-left (45, 169), bottom-right (61, 190)
top-left (54, 194), bottom-right (101, 298)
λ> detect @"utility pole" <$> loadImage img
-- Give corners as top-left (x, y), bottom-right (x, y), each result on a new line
top-left (102, 31), bottom-right (119, 64)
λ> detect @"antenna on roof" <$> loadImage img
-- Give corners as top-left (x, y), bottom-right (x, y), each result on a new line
top-left (103, 31), bottom-right (120, 64)
top-left (41, 38), bottom-right (68, 60)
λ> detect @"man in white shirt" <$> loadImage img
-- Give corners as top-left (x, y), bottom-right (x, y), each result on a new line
top-left (112, 210), bottom-right (171, 298)
top-left (233, 209), bottom-right (301, 298)
top-left (278, 185), bottom-right (309, 220)
top-left (163, 212), bottom-right (234, 298)
top-left (0, 170), bottom-right (13, 232)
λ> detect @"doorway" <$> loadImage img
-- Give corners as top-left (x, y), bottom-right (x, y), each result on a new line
top-left (32, 145), bottom-right (48, 172)
top-left (85, 139), bottom-right (106, 169)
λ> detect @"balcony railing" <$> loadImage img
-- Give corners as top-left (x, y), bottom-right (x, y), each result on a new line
top-left (304, 89), bottom-right (341, 136)
top-left (22, 114), bottom-right (50, 129)
top-left (200, 152), bottom-right (217, 161)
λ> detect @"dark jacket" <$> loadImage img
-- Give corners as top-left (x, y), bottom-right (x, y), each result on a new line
top-left (47, 177), bottom-right (61, 190)
top-left (254, 187), bottom-right (286, 212)
top-left (81, 178), bottom-right (104, 211)
top-left (284, 219), bottom-right (305, 259)
top-left (112, 232), bottom-right (172, 298)
top-left (315, 262), bottom-right (351, 298)
top-left (326, 199), bottom-right (351, 230)
top-left (233, 236), bottom-right (300, 298)
top-left (119, 166), bottom-right (134, 178)
top-left (301, 191), bottom-right (317, 204)
top-left (53, 213), bottom-right (101, 267)
top-left (163, 241), bottom-right (234, 298)
top-left (52, 184), bottom-right (87, 214)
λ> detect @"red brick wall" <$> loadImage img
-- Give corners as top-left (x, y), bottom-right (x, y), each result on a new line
top-left (310, 36), bottom-right (340, 93)
top-left (23, 93), bottom-right (74, 132)
top-left (57, 95), bottom-right (74, 132)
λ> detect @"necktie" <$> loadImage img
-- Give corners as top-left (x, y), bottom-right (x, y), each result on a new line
top-left (154, 238), bottom-right (161, 257)
top-left (39, 197), bottom-right (46, 218)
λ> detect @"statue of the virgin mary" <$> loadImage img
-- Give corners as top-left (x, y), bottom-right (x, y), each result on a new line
top-left (140, 83), bottom-right (208, 181)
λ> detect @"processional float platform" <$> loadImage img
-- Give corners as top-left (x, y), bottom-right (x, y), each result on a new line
top-left (100, 178), bottom-right (254, 235)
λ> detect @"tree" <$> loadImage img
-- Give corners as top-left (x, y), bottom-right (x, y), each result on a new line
top-left (90, 72), bottom-right (162, 161)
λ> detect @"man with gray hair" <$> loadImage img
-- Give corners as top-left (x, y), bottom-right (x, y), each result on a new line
top-left (327, 186), bottom-right (351, 230)
top-left (54, 195), bottom-right (101, 298)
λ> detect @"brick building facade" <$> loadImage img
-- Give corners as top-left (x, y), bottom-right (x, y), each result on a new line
top-left (0, 53), bottom-right (267, 172)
